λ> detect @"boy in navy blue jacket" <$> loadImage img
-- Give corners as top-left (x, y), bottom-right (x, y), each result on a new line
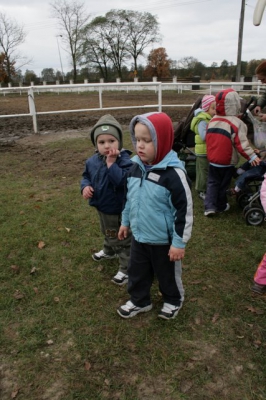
top-left (117, 112), bottom-right (193, 319)
top-left (81, 114), bottom-right (132, 285)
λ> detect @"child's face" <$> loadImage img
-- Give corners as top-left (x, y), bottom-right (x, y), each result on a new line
top-left (134, 123), bottom-right (155, 165)
top-left (96, 134), bottom-right (119, 155)
top-left (257, 73), bottom-right (266, 84)
top-left (207, 102), bottom-right (216, 117)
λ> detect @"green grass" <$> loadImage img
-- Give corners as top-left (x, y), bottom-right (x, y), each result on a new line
top-left (0, 134), bottom-right (266, 400)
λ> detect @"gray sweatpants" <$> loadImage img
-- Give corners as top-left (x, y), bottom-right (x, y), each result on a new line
top-left (97, 211), bottom-right (131, 275)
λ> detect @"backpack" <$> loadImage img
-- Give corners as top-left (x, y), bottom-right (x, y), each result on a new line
top-left (173, 96), bottom-right (203, 152)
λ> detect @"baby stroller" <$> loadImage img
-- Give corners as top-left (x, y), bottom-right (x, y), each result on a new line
top-left (230, 97), bottom-right (266, 210)
top-left (172, 96), bottom-right (203, 181)
top-left (243, 186), bottom-right (266, 226)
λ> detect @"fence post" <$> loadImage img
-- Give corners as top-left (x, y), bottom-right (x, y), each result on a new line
top-left (99, 86), bottom-right (102, 109)
top-left (158, 83), bottom-right (162, 112)
top-left (28, 87), bottom-right (38, 133)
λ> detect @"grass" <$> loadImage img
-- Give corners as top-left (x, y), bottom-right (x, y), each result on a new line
top-left (0, 133), bottom-right (266, 400)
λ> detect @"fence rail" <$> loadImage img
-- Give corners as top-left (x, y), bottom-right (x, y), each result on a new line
top-left (0, 81), bottom-right (263, 134)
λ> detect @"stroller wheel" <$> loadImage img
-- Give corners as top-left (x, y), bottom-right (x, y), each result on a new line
top-left (237, 192), bottom-right (253, 209)
top-left (245, 207), bottom-right (265, 226)
top-left (243, 205), bottom-right (251, 217)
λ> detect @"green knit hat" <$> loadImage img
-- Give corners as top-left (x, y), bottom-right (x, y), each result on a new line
top-left (90, 114), bottom-right (123, 150)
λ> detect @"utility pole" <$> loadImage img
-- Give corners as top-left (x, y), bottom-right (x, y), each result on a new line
top-left (236, 0), bottom-right (245, 83)
top-left (56, 35), bottom-right (64, 82)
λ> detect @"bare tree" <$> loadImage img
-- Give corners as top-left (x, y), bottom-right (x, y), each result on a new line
top-left (0, 12), bottom-right (29, 82)
top-left (124, 10), bottom-right (161, 73)
top-left (81, 16), bottom-right (112, 80)
top-left (101, 10), bottom-right (131, 79)
top-left (81, 9), bottom-right (160, 80)
top-left (50, 0), bottom-right (91, 82)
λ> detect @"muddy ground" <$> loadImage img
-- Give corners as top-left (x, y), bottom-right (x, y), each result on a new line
top-left (0, 91), bottom-right (198, 145)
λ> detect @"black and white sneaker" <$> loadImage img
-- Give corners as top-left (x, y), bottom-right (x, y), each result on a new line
top-left (111, 271), bottom-right (128, 286)
top-left (198, 192), bottom-right (206, 200)
top-left (158, 302), bottom-right (182, 320)
top-left (117, 300), bottom-right (152, 319)
top-left (92, 250), bottom-right (117, 261)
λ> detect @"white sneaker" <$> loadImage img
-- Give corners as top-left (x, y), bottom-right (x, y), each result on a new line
top-left (218, 203), bottom-right (230, 213)
top-left (204, 209), bottom-right (216, 217)
top-left (198, 192), bottom-right (206, 200)
top-left (92, 250), bottom-right (117, 261)
top-left (111, 271), bottom-right (128, 286)
top-left (117, 300), bottom-right (153, 319)
top-left (158, 302), bottom-right (182, 320)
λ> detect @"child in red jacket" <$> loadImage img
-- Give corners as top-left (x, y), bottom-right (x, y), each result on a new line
top-left (204, 89), bottom-right (260, 216)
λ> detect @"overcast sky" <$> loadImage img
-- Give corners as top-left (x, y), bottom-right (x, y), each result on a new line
top-left (1, 0), bottom-right (266, 77)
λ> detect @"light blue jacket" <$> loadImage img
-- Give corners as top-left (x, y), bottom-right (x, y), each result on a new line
top-left (121, 150), bottom-right (193, 249)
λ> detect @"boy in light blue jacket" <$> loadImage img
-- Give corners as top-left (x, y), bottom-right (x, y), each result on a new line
top-left (117, 112), bottom-right (193, 320)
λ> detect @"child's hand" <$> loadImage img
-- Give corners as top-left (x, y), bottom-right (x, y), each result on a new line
top-left (82, 186), bottom-right (94, 199)
top-left (106, 149), bottom-right (120, 167)
top-left (258, 113), bottom-right (266, 122)
top-left (168, 246), bottom-right (185, 262)
top-left (250, 157), bottom-right (261, 167)
top-left (118, 226), bottom-right (129, 240)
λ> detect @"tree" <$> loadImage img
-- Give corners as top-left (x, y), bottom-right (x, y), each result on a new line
top-left (41, 68), bottom-right (56, 82)
top-left (81, 16), bottom-right (113, 80)
top-left (0, 52), bottom-right (15, 83)
top-left (246, 59), bottom-right (264, 76)
top-left (24, 69), bottom-right (37, 84)
top-left (81, 9), bottom-right (161, 80)
top-left (84, 10), bottom-right (131, 80)
top-left (122, 10), bottom-right (161, 73)
top-left (220, 59), bottom-right (229, 78)
top-left (143, 47), bottom-right (171, 80)
top-left (50, 0), bottom-right (91, 83)
top-left (0, 12), bottom-right (30, 82)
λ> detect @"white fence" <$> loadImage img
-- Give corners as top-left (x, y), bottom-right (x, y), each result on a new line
top-left (0, 81), bottom-right (263, 134)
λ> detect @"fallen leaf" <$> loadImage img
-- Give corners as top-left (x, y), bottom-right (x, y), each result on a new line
top-left (253, 340), bottom-right (262, 349)
top-left (54, 297), bottom-right (60, 303)
top-left (11, 389), bottom-right (19, 399)
top-left (47, 340), bottom-right (54, 345)
top-left (30, 267), bottom-right (37, 274)
top-left (211, 313), bottom-right (219, 323)
top-left (84, 361), bottom-right (91, 371)
top-left (33, 287), bottom-right (38, 294)
top-left (38, 241), bottom-right (45, 249)
top-left (246, 306), bottom-right (264, 315)
top-left (189, 298), bottom-right (198, 302)
top-left (10, 265), bottom-right (20, 274)
top-left (180, 380), bottom-right (193, 393)
top-left (191, 280), bottom-right (202, 285)
top-left (13, 290), bottom-right (24, 300)
top-left (194, 316), bottom-right (202, 325)
top-left (19, 211), bottom-right (24, 215)
top-left (65, 227), bottom-right (71, 233)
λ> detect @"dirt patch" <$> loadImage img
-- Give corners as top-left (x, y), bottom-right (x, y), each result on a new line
top-left (0, 91), bottom-right (197, 145)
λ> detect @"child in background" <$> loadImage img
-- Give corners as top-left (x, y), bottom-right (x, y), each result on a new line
top-left (251, 173), bottom-right (266, 295)
top-left (254, 60), bottom-right (266, 123)
top-left (227, 150), bottom-right (266, 196)
top-left (190, 94), bottom-right (216, 200)
top-left (81, 114), bottom-right (133, 286)
top-left (117, 112), bottom-right (193, 320)
top-left (204, 89), bottom-right (260, 216)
